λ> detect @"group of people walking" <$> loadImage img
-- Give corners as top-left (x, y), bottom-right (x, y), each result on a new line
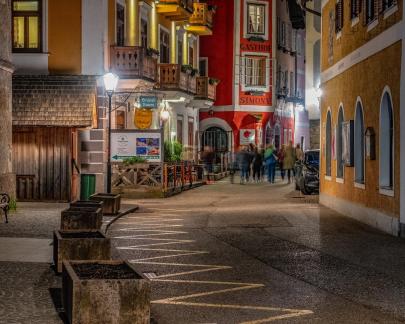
top-left (234, 141), bottom-right (303, 184)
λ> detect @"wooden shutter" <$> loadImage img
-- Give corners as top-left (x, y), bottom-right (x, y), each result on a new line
top-left (362, 0), bottom-right (367, 24)
top-left (335, 0), bottom-right (343, 32)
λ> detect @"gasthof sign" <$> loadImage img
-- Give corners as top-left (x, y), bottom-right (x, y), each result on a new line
top-left (139, 96), bottom-right (158, 109)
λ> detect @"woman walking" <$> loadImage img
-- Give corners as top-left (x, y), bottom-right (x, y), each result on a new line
top-left (264, 144), bottom-right (277, 183)
top-left (283, 141), bottom-right (296, 184)
top-left (253, 147), bottom-right (263, 182)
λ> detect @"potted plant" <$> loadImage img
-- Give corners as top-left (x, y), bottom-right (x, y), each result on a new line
top-left (164, 141), bottom-right (183, 163)
top-left (181, 64), bottom-right (193, 74)
top-left (209, 77), bottom-right (220, 85)
top-left (60, 206), bottom-right (103, 231)
top-left (53, 230), bottom-right (111, 273)
top-left (146, 47), bottom-right (159, 59)
top-left (190, 68), bottom-right (199, 77)
top-left (122, 156), bottom-right (149, 169)
top-left (62, 260), bottom-right (150, 324)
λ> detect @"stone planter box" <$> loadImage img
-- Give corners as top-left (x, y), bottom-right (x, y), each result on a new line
top-left (62, 260), bottom-right (150, 324)
top-left (89, 193), bottom-right (121, 215)
top-left (53, 230), bottom-right (111, 273)
top-left (70, 200), bottom-right (104, 209)
top-left (61, 207), bottom-right (103, 231)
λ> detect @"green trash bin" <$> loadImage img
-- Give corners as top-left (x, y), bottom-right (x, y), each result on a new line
top-left (80, 174), bottom-right (96, 200)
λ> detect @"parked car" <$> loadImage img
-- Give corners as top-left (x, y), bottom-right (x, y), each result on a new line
top-left (295, 149), bottom-right (320, 195)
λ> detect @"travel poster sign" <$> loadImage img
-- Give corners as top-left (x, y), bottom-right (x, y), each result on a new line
top-left (111, 131), bottom-right (161, 162)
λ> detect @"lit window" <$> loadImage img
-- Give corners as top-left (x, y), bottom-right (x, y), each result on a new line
top-left (247, 3), bottom-right (265, 35)
top-left (12, 0), bottom-right (41, 52)
top-left (245, 56), bottom-right (266, 87)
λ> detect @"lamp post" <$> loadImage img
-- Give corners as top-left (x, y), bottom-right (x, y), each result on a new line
top-left (103, 73), bottom-right (119, 194)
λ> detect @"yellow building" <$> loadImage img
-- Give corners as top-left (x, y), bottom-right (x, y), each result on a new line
top-left (320, 0), bottom-right (405, 235)
top-left (11, 0), bottom-right (217, 200)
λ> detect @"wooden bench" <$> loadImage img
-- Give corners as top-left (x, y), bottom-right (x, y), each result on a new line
top-left (0, 193), bottom-right (10, 223)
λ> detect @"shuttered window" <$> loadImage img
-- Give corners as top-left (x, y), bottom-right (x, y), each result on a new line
top-left (247, 3), bottom-right (265, 35)
top-left (351, 0), bottom-right (361, 18)
top-left (382, 0), bottom-right (396, 11)
top-left (335, 0), bottom-right (344, 33)
top-left (245, 56), bottom-right (266, 87)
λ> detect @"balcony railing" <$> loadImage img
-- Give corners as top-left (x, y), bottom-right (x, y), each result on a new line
top-left (196, 76), bottom-right (217, 101)
top-left (190, 3), bottom-right (213, 28)
top-left (158, 64), bottom-right (197, 94)
top-left (110, 46), bottom-right (157, 81)
top-left (156, 0), bottom-right (194, 18)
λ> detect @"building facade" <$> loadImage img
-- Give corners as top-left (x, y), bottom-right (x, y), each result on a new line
top-left (199, 0), bottom-right (308, 162)
top-left (275, 0), bottom-right (308, 150)
top-left (0, 0), bottom-right (15, 197)
top-left (199, 0), bottom-right (274, 156)
top-left (10, 0), bottom-right (217, 201)
top-left (320, 0), bottom-right (404, 235)
top-left (305, 0), bottom-right (321, 149)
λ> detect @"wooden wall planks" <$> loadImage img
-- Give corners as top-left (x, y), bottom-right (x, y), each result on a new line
top-left (13, 127), bottom-right (74, 201)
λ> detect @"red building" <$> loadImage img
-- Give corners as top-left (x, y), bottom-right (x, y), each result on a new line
top-left (199, 0), bottom-right (295, 155)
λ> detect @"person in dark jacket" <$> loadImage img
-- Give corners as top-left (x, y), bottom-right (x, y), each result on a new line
top-left (252, 147), bottom-right (264, 182)
top-left (238, 146), bottom-right (252, 184)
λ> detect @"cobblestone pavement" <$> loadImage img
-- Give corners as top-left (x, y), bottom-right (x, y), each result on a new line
top-left (0, 262), bottom-right (62, 324)
top-left (109, 179), bottom-right (405, 323)
top-left (0, 202), bottom-right (66, 238)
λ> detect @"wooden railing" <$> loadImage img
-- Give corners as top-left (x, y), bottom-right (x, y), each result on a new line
top-left (162, 162), bottom-right (204, 193)
top-left (110, 46), bottom-right (157, 80)
top-left (196, 76), bottom-right (217, 101)
top-left (158, 64), bottom-right (197, 94)
top-left (190, 3), bottom-right (213, 27)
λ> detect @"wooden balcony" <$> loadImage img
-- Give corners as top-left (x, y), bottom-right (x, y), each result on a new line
top-left (196, 76), bottom-right (217, 101)
top-left (158, 64), bottom-right (197, 94)
top-left (156, 0), bottom-right (193, 21)
top-left (187, 3), bottom-right (214, 35)
top-left (110, 46), bottom-right (157, 81)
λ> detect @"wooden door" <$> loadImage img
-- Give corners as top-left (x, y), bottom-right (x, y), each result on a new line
top-left (13, 127), bottom-right (72, 201)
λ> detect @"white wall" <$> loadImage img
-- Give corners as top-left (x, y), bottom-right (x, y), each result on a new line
top-left (82, 0), bottom-right (108, 75)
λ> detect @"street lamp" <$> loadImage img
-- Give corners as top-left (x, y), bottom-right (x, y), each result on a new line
top-left (103, 72), bottom-right (119, 193)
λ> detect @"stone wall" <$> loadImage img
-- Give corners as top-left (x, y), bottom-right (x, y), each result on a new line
top-left (0, 0), bottom-right (15, 196)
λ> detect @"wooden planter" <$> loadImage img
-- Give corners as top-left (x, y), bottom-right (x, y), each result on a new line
top-left (61, 207), bottom-right (103, 231)
top-left (53, 230), bottom-right (111, 273)
top-left (70, 200), bottom-right (104, 209)
top-left (62, 260), bottom-right (150, 324)
top-left (89, 193), bottom-right (121, 215)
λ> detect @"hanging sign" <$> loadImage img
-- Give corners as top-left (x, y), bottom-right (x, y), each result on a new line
top-left (240, 129), bottom-right (255, 145)
top-left (139, 96), bottom-right (158, 109)
top-left (134, 108), bottom-right (152, 129)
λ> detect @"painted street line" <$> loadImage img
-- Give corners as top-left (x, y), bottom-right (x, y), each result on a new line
top-left (114, 213), bottom-right (313, 323)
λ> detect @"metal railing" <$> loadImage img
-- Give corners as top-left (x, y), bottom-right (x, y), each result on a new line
top-left (162, 162), bottom-right (204, 193)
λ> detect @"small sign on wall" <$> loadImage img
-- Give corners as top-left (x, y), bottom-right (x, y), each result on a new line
top-left (240, 129), bottom-right (255, 145)
top-left (342, 120), bottom-right (354, 166)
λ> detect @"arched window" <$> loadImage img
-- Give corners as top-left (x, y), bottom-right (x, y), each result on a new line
top-left (380, 91), bottom-right (394, 189)
top-left (202, 127), bottom-right (229, 152)
top-left (354, 101), bottom-right (365, 184)
top-left (274, 124), bottom-right (281, 150)
top-left (336, 106), bottom-right (344, 179)
top-left (265, 124), bottom-right (272, 147)
top-left (325, 110), bottom-right (332, 176)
